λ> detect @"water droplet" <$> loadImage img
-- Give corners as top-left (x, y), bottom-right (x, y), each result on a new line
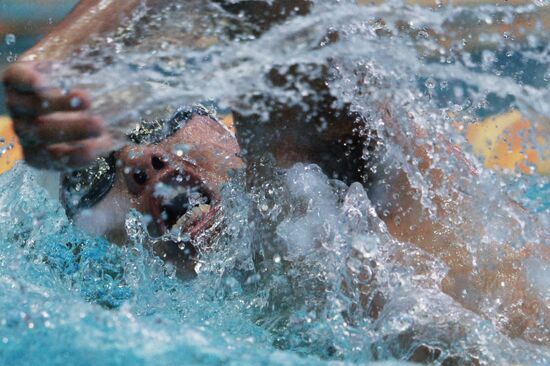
top-left (425, 78), bottom-right (436, 89)
top-left (0, 143), bottom-right (14, 158)
top-left (4, 34), bottom-right (16, 46)
top-left (416, 30), bottom-right (429, 39)
top-left (173, 144), bottom-right (191, 157)
top-left (70, 97), bottom-right (81, 109)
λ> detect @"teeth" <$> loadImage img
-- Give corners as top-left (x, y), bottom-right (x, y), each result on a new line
top-left (171, 204), bottom-right (212, 231)
top-left (199, 204), bottom-right (211, 214)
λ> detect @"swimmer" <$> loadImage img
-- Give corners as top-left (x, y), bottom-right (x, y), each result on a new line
top-left (3, 0), bottom-right (549, 349)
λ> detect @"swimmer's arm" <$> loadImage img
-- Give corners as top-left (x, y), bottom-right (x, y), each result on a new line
top-left (22, 0), bottom-right (167, 61)
top-left (375, 155), bottom-right (550, 344)
top-left (27, 0), bottom-right (312, 61)
top-left (374, 107), bottom-right (549, 343)
top-left (3, 0), bottom-right (172, 169)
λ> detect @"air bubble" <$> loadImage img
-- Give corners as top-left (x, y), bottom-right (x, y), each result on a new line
top-left (425, 78), bottom-right (436, 89)
top-left (70, 97), bottom-right (82, 109)
top-left (4, 34), bottom-right (16, 46)
top-left (173, 144), bottom-right (191, 157)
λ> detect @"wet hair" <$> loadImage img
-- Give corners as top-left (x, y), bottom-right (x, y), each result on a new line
top-left (61, 105), bottom-right (213, 218)
top-left (128, 105), bottom-right (211, 145)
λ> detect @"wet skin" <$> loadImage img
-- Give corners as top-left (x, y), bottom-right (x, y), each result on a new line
top-left (3, 0), bottom-right (550, 348)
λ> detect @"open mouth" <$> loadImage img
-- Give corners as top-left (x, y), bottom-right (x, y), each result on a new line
top-left (150, 174), bottom-right (221, 247)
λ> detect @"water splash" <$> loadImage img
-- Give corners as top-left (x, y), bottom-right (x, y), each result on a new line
top-left (41, 1), bottom-right (550, 141)
top-left (1, 161), bottom-right (548, 364)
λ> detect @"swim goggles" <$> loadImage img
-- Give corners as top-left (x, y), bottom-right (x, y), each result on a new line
top-left (60, 105), bottom-right (214, 217)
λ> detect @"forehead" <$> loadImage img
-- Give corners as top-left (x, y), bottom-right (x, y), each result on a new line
top-left (166, 114), bottom-right (239, 151)
top-left (119, 114), bottom-right (241, 167)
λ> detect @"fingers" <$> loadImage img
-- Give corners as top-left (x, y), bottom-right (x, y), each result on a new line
top-left (8, 93), bottom-right (107, 149)
top-left (2, 63), bottom-right (44, 92)
top-left (6, 87), bottom-right (91, 118)
top-left (3, 61), bottom-right (113, 170)
top-left (47, 135), bottom-right (114, 169)
top-left (4, 61), bottom-right (91, 119)
top-left (40, 88), bottom-right (91, 112)
top-left (35, 112), bottom-right (104, 144)
top-left (24, 135), bottom-right (114, 170)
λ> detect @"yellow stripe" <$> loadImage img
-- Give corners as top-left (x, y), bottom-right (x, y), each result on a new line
top-left (220, 112), bottom-right (236, 135)
top-left (0, 116), bottom-right (23, 174)
top-left (466, 111), bottom-right (550, 176)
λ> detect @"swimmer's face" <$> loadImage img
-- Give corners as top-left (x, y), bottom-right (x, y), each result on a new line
top-left (74, 114), bottom-right (243, 259)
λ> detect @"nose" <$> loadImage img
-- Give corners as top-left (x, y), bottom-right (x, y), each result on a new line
top-left (120, 146), bottom-right (172, 195)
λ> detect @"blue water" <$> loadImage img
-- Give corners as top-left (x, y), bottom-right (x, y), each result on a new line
top-left (1, 163), bottom-right (548, 365)
top-left (1, 163), bottom-right (432, 366)
top-left (0, 165), bottom-right (319, 366)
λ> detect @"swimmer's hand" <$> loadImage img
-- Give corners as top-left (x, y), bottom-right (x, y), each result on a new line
top-left (3, 62), bottom-right (113, 170)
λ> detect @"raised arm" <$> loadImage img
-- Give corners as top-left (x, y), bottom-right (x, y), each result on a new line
top-left (2, 0), bottom-right (160, 170)
top-left (371, 105), bottom-right (549, 345)
top-left (21, 0), bottom-right (159, 61)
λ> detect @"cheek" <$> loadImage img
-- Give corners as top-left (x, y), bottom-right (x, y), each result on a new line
top-left (203, 147), bottom-right (244, 174)
top-left (115, 169), bottom-right (149, 212)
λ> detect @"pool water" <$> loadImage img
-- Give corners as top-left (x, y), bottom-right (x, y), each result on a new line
top-left (1, 162), bottom-right (548, 365)
top-left (1, 1), bottom-right (550, 365)
top-left (0, 164), bottom-right (417, 365)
